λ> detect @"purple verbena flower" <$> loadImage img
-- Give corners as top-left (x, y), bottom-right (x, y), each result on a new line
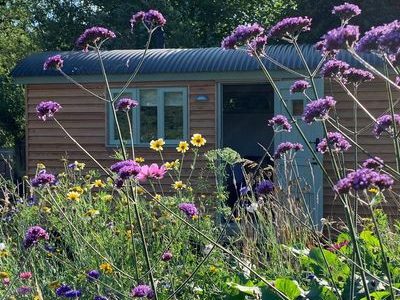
top-left (334, 168), bottom-right (394, 194)
top-left (247, 35), bottom-right (267, 56)
top-left (332, 3), bottom-right (361, 22)
top-left (268, 16), bottom-right (312, 40)
top-left (274, 142), bottom-right (303, 159)
top-left (302, 96), bottom-right (336, 124)
top-left (118, 163), bottom-right (141, 180)
top-left (268, 114), bottom-right (292, 132)
top-left (131, 284), bottom-right (154, 298)
top-left (130, 11), bottom-right (145, 28)
top-left (23, 226), bottom-right (49, 249)
top-left (116, 98), bottom-right (139, 112)
top-left (94, 296), bottom-right (108, 300)
top-left (87, 270), bottom-right (100, 282)
top-left (319, 25), bottom-right (359, 52)
top-left (43, 55), bottom-right (63, 70)
top-left (255, 180), bottom-right (274, 195)
top-left (144, 10), bottom-right (166, 28)
top-left (362, 156), bottom-right (384, 169)
top-left (31, 170), bottom-right (57, 187)
top-left (320, 59), bottom-right (349, 77)
top-left (64, 290), bottom-right (82, 298)
top-left (76, 26), bottom-right (116, 51)
top-left (317, 132), bottom-right (351, 153)
top-left (56, 284), bottom-right (72, 297)
top-left (36, 100), bottom-right (62, 121)
top-left (343, 67), bottom-right (374, 85)
top-left (16, 285), bottom-right (32, 295)
top-left (178, 203), bottom-right (198, 219)
top-left (373, 114), bottom-right (400, 138)
top-left (290, 80), bottom-right (311, 93)
top-left (110, 160), bottom-right (138, 173)
top-left (161, 250), bottom-right (173, 262)
top-left (221, 23), bottom-right (264, 49)
top-left (377, 20), bottom-right (400, 55)
top-left (355, 24), bottom-right (388, 53)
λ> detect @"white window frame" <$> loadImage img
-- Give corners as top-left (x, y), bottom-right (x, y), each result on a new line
top-left (107, 87), bottom-right (188, 146)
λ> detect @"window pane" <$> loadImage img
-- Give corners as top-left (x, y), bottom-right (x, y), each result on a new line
top-left (139, 89), bottom-right (158, 143)
top-left (164, 91), bottom-right (184, 140)
top-left (112, 93), bottom-right (132, 141)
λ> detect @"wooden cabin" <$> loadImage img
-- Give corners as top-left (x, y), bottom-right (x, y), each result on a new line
top-left (12, 45), bottom-right (399, 221)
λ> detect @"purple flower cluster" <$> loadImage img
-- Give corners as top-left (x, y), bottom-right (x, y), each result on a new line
top-left (302, 96), bottom-right (336, 124)
top-left (356, 20), bottom-right (400, 56)
top-left (334, 168), bottom-right (393, 194)
top-left (116, 98), bottom-right (138, 112)
top-left (343, 67), bottom-right (374, 85)
top-left (31, 170), bottom-right (57, 187)
top-left (161, 250), bottom-right (173, 262)
top-left (56, 284), bottom-right (82, 298)
top-left (87, 270), bottom-right (100, 282)
top-left (290, 80), bottom-right (311, 93)
top-left (221, 23), bottom-right (265, 50)
top-left (247, 35), bottom-right (268, 56)
top-left (110, 161), bottom-right (167, 186)
top-left (332, 2), bottom-right (361, 22)
top-left (43, 55), bottom-right (63, 70)
top-left (255, 180), bottom-right (274, 195)
top-left (23, 226), bottom-right (49, 249)
top-left (362, 156), bottom-right (384, 169)
top-left (268, 115), bottom-right (292, 132)
top-left (36, 100), bottom-right (62, 121)
top-left (16, 286), bottom-right (32, 295)
top-left (268, 16), bottom-right (312, 40)
top-left (373, 114), bottom-right (400, 138)
top-left (320, 59), bottom-right (350, 77)
top-left (178, 202), bottom-right (198, 219)
top-left (274, 142), bottom-right (303, 159)
top-left (110, 160), bottom-right (141, 182)
top-left (131, 285), bottom-right (154, 298)
top-left (319, 25), bottom-right (359, 53)
top-left (131, 10), bottom-right (166, 29)
top-left (317, 132), bottom-right (351, 153)
top-left (76, 26), bottom-right (116, 51)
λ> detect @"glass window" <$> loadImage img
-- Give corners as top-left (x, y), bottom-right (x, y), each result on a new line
top-left (108, 87), bottom-right (187, 145)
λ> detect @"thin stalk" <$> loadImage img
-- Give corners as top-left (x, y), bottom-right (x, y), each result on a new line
top-left (263, 53), bottom-right (307, 77)
top-left (368, 201), bottom-right (395, 300)
top-left (53, 118), bottom-right (111, 176)
top-left (126, 111), bottom-right (136, 159)
top-left (348, 49), bottom-right (400, 92)
top-left (58, 69), bottom-right (108, 102)
top-left (383, 63), bottom-right (400, 171)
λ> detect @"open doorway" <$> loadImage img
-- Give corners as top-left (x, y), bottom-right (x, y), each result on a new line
top-left (222, 83), bottom-right (275, 162)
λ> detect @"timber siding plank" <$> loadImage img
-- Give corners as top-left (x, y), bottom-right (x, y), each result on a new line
top-left (26, 81), bottom-right (216, 187)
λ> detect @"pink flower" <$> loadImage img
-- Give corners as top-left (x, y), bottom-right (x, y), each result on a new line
top-left (2, 278), bottom-right (10, 286)
top-left (19, 272), bottom-right (32, 280)
top-left (137, 163), bottom-right (167, 182)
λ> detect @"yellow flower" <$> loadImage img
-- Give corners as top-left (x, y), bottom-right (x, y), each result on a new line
top-left (33, 295), bottom-right (41, 300)
top-left (135, 157), bottom-right (145, 163)
top-left (172, 181), bottom-right (187, 190)
top-left (42, 206), bottom-right (51, 214)
top-left (368, 187), bottom-right (379, 194)
top-left (0, 272), bottom-right (9, 279)
top-left (85, 209), bottom-right (100, 218)
top-left (190, 134), bottom-right (206, 147)
top-left (71, 186), bottom-right (84, 194)
top-left (99, 263), bottom-right (113, 274)
top-left (67, 191), bottom-right (81, 202)
top-left (36, 163), bottom-right (46, 170)
top-left (209, 265), bottom-right (218, 273)
top-left (153, 194), bottom-right (162, 201)
top-left (150, 138), bottom-right (165, 151)
top-left (164, 159), bottom-right (180, 170)
top-left (132, 187), bottom-right (145, 195)
top-left (0, 251), bottom-right (9, 258)
top-left (93, 179), bottom-right (105, 188)
top-left (48, 281), bottom-right (61, 289)
top-left (126, 230), bottom-right (132, 239)
top-left (176, 141), bottom-right (189, 153)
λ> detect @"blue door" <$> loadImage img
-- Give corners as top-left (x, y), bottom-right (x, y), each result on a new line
top-left (274, 79), bottom-right (324, 226)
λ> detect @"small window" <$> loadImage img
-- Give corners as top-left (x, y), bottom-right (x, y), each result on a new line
top-left (292, 99), bottom-right (304, 116)
top-left (108, 87), bottom-right (188, 146)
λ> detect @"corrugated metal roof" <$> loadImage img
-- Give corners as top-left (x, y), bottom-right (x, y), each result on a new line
top-left (11, 44), bottom-right (382, 78)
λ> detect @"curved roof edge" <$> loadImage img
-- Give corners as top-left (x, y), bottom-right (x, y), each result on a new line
top-left (11, 45), bottom-right (382, 81)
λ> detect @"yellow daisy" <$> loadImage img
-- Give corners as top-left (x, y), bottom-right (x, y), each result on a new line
top-left (176, 141), bottom-right (189, 153)
top-left (85, 209), bottom-right (100, 218)
top-left (67, 191), bottom-right (80, 202)
top-left (93, 179), bottom-right (105, 188)
top-left (190, 134), bottom-right (206, 147)
top-left (0, 272), bottom-right (9, 279)
top-left (42, 206), bottom-right (51, 214)
top-left (164, 159), bottom-right (180, 170)
top-left (99, 262), bottom-right (113, 274)
top-left (150, 138), bottom-right (165, 151)
top-left (135, 157), bottom-right (145, 163)
top-left (172, 181), bottom-right (187, 190)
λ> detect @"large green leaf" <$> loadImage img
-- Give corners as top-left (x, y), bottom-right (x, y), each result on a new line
top-left (308, 248), bottom-right (350, 283)
top-left (307, 284), bottom-right (338, 300)
top-left (274, 278), bottom-right (302, 300)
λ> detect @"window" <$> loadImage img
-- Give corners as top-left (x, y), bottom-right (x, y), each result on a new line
top-left (108, 87), bottom-right (188, 146)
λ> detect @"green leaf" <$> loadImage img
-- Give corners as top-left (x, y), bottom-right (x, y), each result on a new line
top-left (226, 282), bottom-right (261, 298)
top-left (307, 284), bottom-right (338, 300)
top-left (274, 278), bottom-right (302, 300)
top-left (308, 248), bottom-right (350, 283)
top-left (360, 291), bottom-right (390, 300)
